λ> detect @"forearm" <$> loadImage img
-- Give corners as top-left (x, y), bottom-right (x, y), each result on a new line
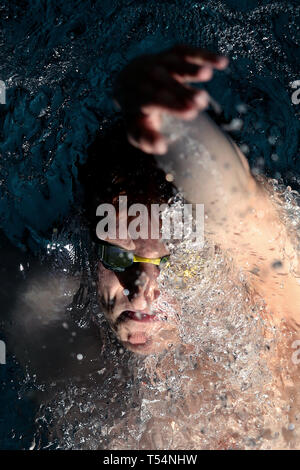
top-left (154, 111), bottom-right (257, 227)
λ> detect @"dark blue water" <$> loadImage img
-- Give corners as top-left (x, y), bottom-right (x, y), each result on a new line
top-left (0, 0), bottom-right (299, 449)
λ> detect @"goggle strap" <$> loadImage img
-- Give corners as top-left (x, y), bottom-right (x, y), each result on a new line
top-left (133, 255), bottom-right (161, 266)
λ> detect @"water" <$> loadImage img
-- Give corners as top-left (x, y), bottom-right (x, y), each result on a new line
top-left (0, 0), bottom-right (300, 450)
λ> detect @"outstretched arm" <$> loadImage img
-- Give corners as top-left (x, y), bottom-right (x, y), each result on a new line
top-left (114, 45), bottom-right (300, 325)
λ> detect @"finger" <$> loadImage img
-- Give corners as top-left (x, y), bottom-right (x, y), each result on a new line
top-left (140, 89), bottom-right (209, 119)
top-left (146, 67), bottom-right (210, 104)
top-left (142, 93), bottom-right (208, 117)
top-left (157, 53), bottom-right (214, 82)
top-left (137, 74), bottom-right (208, 116)
top-left (126, 113), bottom-right (168, 154)
top-left (173, 65), bottom-right (213, 83)
top-left (170, 44), bottom-right (229, 69)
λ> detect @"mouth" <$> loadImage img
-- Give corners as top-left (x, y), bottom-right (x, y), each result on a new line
top-left (119, 310), bottom-right (160, 323)
top-left (112, 309), bottom-right (178, 355)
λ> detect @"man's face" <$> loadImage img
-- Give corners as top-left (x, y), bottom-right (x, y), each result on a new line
top-left (97, 234), bottom-right (179, 355)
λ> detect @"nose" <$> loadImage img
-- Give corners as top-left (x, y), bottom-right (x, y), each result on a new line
top-left (129, 263), bottom-right (161, 309)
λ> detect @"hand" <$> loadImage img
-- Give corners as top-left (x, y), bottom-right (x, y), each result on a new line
top-left (113, 44), bottom-right (228, 154)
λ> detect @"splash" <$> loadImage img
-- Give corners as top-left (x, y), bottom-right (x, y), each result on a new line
top-left (27, 178), bottom-right (300, 450)
top-left (1, 0), bottom-right (300, 451)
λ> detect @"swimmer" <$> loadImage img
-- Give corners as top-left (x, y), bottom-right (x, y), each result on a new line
top-left (1, 45), bottom-right (299, 451)
top-left (91, 44), bottom-right (300, 355)
top-left (2, 46), bottom-right (299, 365)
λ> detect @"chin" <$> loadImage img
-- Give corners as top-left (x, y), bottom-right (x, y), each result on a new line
top-left (115, 320), bottom-right (179, 355)
top-left (121, 337), bottom-right (169, 355)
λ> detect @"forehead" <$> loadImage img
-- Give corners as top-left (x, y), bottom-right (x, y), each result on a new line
top-left (97, 205), bottom-right (168, 256)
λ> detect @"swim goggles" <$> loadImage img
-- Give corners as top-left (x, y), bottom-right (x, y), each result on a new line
top-left (97, 242), bottom-right (170, 272)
